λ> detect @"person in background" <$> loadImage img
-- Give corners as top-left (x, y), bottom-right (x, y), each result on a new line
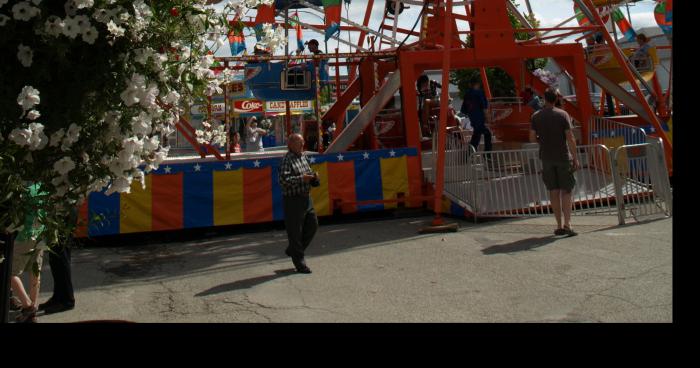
top-left (461, 78), bottom-right (492, 152)
top-left (38, 205), bottom-right (76, 315)
top-left (231, 131), bottom-right (241, 153)
top-left (11, 184), bottom-right (45, 323)
top-left (631, 33), bottom-right (652, 70)
top-left (245, 117), bottom-right (267, 152)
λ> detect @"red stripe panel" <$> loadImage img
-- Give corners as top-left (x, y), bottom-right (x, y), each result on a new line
top-left (243, 167), bottom-right (273, 223)
top-left (74, 200), bottom-right (89, 238)
top-left (328, 161), bottom-right (357, 214)
top-left (151, 173), bottom-right (184, 231)
top-left (406, 155), bottom-right (423, 207)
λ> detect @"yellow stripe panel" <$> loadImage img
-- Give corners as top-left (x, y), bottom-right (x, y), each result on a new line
top-left (380, 156), bottom-right (408, 209)
top-left (310, 162), bottom-right (330, 216)
top-left (120, 175), bottom-right (152, 234)
top-left (213, 170), bottom-right (244, 226)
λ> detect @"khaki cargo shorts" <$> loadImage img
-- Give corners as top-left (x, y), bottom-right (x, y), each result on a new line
top-left (12, 240), bottom-right (43, 276)
top-left (541, 160), bottom-right (576, 192)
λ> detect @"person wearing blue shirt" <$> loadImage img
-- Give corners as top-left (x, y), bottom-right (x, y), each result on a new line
top-left (461, 78), bottom-right (492, 152)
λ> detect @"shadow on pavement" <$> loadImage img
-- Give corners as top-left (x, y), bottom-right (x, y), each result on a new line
top-left (194, 269), bottom-right (297, 297)
top-left (481, 236), bottom-right (559, 255)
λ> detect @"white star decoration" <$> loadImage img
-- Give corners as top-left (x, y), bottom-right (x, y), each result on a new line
top-left (224, 162), bottom-right (232, 170)
top-left (193, 164), bottom-right (201, 172)
top-left (363, 152), bottom-right (370, 160)
top-left (309, 156), bottom-right (316, 163)
top-left (389, 150), bottom-right (396, 157)
top-left (337, 153), bottom-right (344, 161)
top-left (253, 160), bottom-right (261, 168)
top-left (163, 166), bottom-right (172, 174)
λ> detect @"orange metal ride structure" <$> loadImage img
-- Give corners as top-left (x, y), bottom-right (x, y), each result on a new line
top-left (205, 0), bottom-right (672, 225)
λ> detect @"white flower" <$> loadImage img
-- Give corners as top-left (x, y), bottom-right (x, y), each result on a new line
top-left (92, 8), bottom-right (109, 23)
top-left (17, 86), bottom-right (40, 111)
top-left (44, 16), bottom-right (64, 36)
top-left (131, 112), bottom-right (152, 136)
top-left (73, 14), bottom-right (90, 31)
top-left (0, 14), bottom-right (10, 26)
top-left (139, 83), bottom-right (159, 110)
top-left (82, 25), bottom-right (98, 44)
top-left (120, 73), bottom-right (146, 106)
top-left (133, 47), bottom-right (153, 65)
top-left (142, 135), bottom-right (160, 152)
top-left (63, 17), bottom-right (81, 39)
top-left (74, 0), bottom-right (94, 9)
top-left (50, 128), bottom-right (65, 147)
top-left (12, 1), bottom-right (40, 22)
top-left (106, 20), bottom-right (125, 38)
top-left (64, 0), bottom-right (77, 17)
top-left (26, 110), bottom-right (40, 120)
top-left (163, 90), bottom-right (180, 105)
top-left (17, 44), bottom-right (32, 67)
top-left (53, 157), bottom-right (76, 176)
top-left (63, 123), bottom-right (81, 146)
top-left (27, 122), bottom-right (48, 151)
top-left (106, 176), bottom-right (132, 195)
top-left (9, 128), bottom-right (32, 146)
top-left (204, 81), bottom-right (223, 96)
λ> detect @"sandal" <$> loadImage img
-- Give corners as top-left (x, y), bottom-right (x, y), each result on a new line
top-left (562, 226), bottom-right (578, 237)
top-left (554, 228), bottom-right (566, 236)
top-left (15, 306), bottom-right (37, 323)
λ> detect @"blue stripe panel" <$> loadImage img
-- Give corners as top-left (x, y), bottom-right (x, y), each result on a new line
top-left (88, 190), bottom-right (121, 236)
top-left (354, 158), bottom-right (384, 212)
top-left (183, 172), bottom-right (214, 228)
top-left (270, 163), bottom-right (285, 221)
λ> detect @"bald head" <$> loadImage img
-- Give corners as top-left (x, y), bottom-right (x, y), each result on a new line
top-left (288, 133), bottom-right (304, 154)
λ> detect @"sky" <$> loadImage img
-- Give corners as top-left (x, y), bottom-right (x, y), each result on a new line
top-left (208, 0), bottom-right (663, 69)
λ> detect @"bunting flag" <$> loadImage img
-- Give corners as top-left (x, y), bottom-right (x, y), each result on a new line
top-left (322, 0), bottom-right (342, 41)
top-left (254, 3), bottom-right (276, 52)
top-left (573, 3), bottom-right (610, 44)
top-left (655, 0), bottom-right (673, 36)
top-left (80, 148), bottom-right (425, 237)
top-left (291, 11), bottom-right (305, 52)
top-left (228, 23), bottom-right (246, 55)
top-left (611, 8), bottom-right (636, 42)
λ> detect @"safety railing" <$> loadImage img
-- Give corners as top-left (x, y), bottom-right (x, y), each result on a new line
top-left (589, 116), bottom-right (648, 148)
top-left (611, 137), bottom-right (672, 224)
top-left (464, 145), bottom-right (618, 219)
top-left (424, 130), bottom-right (672, 224)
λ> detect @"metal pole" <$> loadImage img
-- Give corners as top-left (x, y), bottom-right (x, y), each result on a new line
top-left (0, 232), bottom-right (15, 323)
top-left (432, 0), bottom-right (454, 226)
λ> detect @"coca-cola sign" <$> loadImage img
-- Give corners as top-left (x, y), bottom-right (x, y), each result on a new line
top-left (234, 99), bottom-right (263, 113)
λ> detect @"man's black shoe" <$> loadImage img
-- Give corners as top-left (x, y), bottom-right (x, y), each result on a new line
top-left (292, 257), bottom-right (312, 274)
top-left (38, 298), bottom-right (56, 311)
top-left (41, 300), bottom-right (75, 315)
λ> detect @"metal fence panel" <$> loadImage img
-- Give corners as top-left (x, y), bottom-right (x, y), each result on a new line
top-left (612, 138), bottom-right (673, 224)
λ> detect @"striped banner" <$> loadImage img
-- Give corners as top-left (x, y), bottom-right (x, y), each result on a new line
top-left (81, 148), bottom-right (422, 237)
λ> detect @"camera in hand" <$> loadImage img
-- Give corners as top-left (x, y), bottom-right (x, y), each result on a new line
top-left (310, 172), bottom-right (320, 187)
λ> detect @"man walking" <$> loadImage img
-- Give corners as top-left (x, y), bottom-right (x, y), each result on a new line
top-left (279, 134), bottom-right (319, 273)
top-left (530, 89), bottom-right (580, 236)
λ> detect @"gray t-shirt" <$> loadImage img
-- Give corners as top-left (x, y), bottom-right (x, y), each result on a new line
top-left (531, 107), bottom-right (574, 162)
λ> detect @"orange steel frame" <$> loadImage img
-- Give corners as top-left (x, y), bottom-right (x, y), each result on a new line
top-left (205, 0), bottom-right (669, 219)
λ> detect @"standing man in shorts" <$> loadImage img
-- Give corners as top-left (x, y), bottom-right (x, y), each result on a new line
top-left (530, 89), bottom-right (580, 236)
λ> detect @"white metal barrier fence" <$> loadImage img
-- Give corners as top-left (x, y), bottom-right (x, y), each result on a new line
top-left (611, 137), bottom-right (673, 224)
top-left (426, 132), bottom-right (672, 224)
top-left (464, 144), bottom-right (618, 219)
